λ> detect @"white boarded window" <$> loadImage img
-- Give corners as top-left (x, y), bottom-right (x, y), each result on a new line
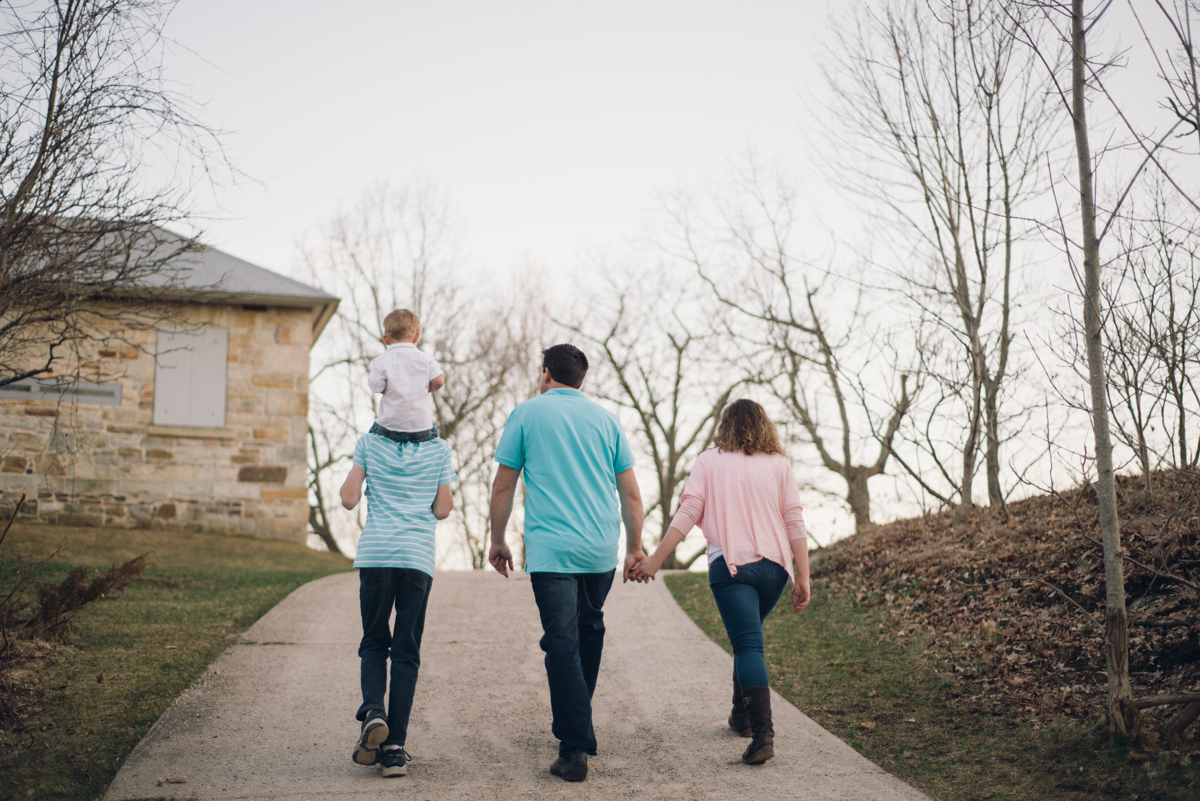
top-left (153, 328), bottom-right (228, 428)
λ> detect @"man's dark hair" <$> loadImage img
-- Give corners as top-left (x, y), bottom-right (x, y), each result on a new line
top-left (542, 344), bottom-right (588, 388)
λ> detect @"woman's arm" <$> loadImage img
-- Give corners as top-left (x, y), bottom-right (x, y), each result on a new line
top-left (790, 535), bottom-right (811, 612)
top-left (632, 525), bottom-right (689, 581)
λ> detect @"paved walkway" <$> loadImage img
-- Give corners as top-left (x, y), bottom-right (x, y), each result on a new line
top-left (104, 571), bottom-right (931, 801)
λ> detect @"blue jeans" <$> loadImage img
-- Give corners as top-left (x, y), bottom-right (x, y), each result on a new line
top-left (356, 567), bottom-right (432, 746)
top-left (708, 556), bottom-right (789, 690)
top-left (369, 421), bottom-right (439, 443)
top-left (529, 570), bottom-right (615, 757)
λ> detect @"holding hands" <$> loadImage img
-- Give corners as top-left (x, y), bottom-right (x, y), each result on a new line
top-left (629, 552), bottom-right (662, 582)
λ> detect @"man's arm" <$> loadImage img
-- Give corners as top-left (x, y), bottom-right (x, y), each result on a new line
top-left (340, 464), bottom-right (366, 510)
top-left (616, 468), bottom-right (646, 583)
top-left (488, 464), bottom-right (520, 577)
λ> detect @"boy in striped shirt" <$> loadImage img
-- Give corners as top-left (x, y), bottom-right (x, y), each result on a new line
top-left (339, 424), bottom-right (457, 777)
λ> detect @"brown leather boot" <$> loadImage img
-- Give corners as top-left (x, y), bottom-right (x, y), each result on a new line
top-left (740, 686), bottom-right (775, 764)
top-left (728, 671), bottom-right (752, 736)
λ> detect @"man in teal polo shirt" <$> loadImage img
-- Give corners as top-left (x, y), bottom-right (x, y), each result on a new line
top-left (488, 343), bottom-right (646, 783)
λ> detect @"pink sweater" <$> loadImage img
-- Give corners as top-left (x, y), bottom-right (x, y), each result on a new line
top-left (668, 448), bottom-right (806, 578)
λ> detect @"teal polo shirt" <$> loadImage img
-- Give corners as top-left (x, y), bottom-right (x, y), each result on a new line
top-left (495, 388), bottom-right (635, 574)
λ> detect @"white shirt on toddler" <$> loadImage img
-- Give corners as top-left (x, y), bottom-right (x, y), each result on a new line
top-left (368, 342), bottom-right (443, 432)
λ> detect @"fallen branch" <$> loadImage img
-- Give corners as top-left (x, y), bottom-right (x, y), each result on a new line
top-left (1079, 530), bottom-right (1200, 592)
top-left (1131, 618), bottom-right (1196, 629)
top-left (1163, 700), bottom-right (1200, 745)
top-left (1135, 692), bottom-right (1200, 709)
top-left (953, 576), bottom-right (1091, 617)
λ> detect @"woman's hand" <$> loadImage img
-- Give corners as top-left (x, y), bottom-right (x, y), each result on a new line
top-left (632, 553), bottom-right (662, 582)
top-left (791, 576), bottom-right (811, 612)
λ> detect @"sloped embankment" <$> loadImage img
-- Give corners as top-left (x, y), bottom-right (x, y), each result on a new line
top-left (815, 470), bottom-right (1200, 747)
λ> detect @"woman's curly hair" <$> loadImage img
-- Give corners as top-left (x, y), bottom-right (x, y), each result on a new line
top-left (712, 399), bottom-right (785, 456)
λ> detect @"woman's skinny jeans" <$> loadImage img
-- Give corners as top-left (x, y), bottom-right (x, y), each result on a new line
top-left (708, 555), bottom-right (789, 690)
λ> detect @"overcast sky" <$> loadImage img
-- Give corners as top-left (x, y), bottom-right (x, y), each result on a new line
top-left (164, 0), bottom-right (832, 279)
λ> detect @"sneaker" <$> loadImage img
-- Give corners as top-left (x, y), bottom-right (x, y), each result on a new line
top-left (380, 746), bottom-right (410, 777)
top-left (549, 750), bottom-right (588, 782)
top-left (352, 711), bottom-right (389, 765)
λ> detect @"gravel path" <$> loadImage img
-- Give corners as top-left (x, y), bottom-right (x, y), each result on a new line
top-left (103, 570), bottom-right (931, 801)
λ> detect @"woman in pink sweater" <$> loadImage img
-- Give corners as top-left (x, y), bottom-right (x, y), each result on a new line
top-left (632, 399), bottom-right (810, 765)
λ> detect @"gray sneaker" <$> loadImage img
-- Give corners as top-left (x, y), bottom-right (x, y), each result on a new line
top-left (380, 746), bottom-right (410, 777)
top-left (352, 712), bottom-right (389, 765)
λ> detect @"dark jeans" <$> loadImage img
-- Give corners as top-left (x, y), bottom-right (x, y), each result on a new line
top-left (529, 570), bottom-right (616, 757)
top-left (369, 421), bottom-right (438, 443)
top-left (356, 567), bottom-right (432, 747)
top-left (709, 555), bottom-right (789, 690)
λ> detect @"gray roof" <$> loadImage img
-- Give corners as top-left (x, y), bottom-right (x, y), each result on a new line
top-left (135, 229), bottom-right (339, 343)
top-left (148, 235), bottom-right (336, 306)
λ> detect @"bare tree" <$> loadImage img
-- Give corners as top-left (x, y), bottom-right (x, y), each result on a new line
top-left (1068, 0), bottom-right (1139, 736)
top-left (1007, 0), bottom-right (1142, 739)
top-left (662, 163), bottom-right (916, 534)
top-left (1101, 184), bottom-right (1200, 492)
top-left (0, 0), bottom-right (225, 388)
top-left (822, 0), bottom-right (1058, 519)
top-left (565, 271), bottom-right (738, 567)
top-left (1006, 0), bottom-right (1200, 738)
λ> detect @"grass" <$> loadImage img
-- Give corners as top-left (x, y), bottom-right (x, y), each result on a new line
top-left (665, 573), bottom-right (1199, 801)
top-left (0, 523), bottom-right (351, 801)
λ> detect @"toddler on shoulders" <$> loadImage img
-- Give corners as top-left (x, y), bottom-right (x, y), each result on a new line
top-left (367, 309), bottom-right (444, 443)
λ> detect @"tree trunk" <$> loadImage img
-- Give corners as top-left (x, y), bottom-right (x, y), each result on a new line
top-left (984, 376), bottom-right (1004, 508)
top-left (846, 466), bottom-right (873, 533)
top-left (308, 505), bottom-right (346, 556)
top-left (955, 421), bottom-right (979, 523)
top-left (1071, 0), bottom-right (1139, 739)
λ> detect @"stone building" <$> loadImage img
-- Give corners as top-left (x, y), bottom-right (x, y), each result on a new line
top-left (0, 242), bottom-right (338, 541)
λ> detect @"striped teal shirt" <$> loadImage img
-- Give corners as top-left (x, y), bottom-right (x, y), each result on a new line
top-left (352, 433), bottom-right (457, 576)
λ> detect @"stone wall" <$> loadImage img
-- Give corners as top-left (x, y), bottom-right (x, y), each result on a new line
top-left (0, 302), bottom-right (317, 541)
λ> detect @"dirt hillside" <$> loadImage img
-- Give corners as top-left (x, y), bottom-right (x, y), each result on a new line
top-left (814, 470), bottom-right (1200, 749)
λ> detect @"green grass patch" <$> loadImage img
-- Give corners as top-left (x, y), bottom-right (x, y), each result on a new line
top-left (665, 573), bottom-right (1199, 801)
top-left (0, 524), bottom-right (351, 801)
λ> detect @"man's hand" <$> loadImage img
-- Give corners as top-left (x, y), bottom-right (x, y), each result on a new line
top-left (623, 550), bottom-right (648, 583)
top-left (488, 466), bottom-right (520, 578)
top-left (489, 542), bottom-right (514, 577)
top-left (791, 576), bottom-right (811, 612)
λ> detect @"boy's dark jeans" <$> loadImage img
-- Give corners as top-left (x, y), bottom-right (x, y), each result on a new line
top-left (369, 421), bottom-right (438, 443)
top-left (529, 570), bottom-right (615, 757)
top-left (356, 567), bottom-right (432, 747)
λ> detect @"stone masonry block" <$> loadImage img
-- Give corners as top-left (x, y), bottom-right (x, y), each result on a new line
top-left (261, 487), bottom-right (307, 500)
top-left (251, 372), bottom-right (295, 388)
top-left (276, 445), bottom-right (306, 464)
top-left (266, 391), bottom-right (307, 417)
top-left (238, 465), bottom-right (287, 483)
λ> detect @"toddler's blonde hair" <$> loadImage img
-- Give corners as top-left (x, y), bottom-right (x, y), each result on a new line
top-left (383, 309), bottom-right (420, 340)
